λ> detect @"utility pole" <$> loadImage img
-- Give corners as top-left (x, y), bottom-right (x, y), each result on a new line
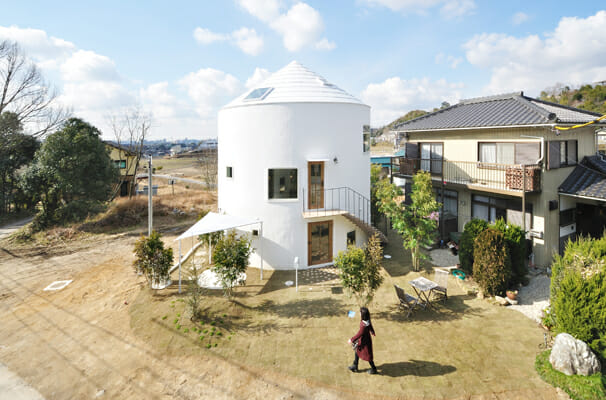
top-left (148, 155), bottom-right (153, 236)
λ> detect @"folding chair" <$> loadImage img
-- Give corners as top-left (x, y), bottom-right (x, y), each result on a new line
top-left (394, 284), bottom-right (419, 318)
top-left (432, 268), bottom-right (449, 302)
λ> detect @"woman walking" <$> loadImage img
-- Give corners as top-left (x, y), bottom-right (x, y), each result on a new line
top-left (348, 307), bottom-right (377, 374)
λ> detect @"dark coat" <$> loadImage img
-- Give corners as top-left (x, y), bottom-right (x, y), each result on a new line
top-left (351, 320), bottom-right (375, 362)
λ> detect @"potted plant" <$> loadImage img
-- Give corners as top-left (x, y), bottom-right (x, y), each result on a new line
top-left (506, 290), bottom-right (518, 301)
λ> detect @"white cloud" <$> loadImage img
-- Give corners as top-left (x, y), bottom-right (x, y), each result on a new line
top-left (315, 38), bottom-right (336, 51)
top-left (179, 68), bottom-right (242, 118)
top-left (245, 67), bottom-right (271, 89)
top-left (193, 27), bottom-right (229, 44)
top-left (60, 50), bottom-right (121, 82)
top-left (0, 25), bottom-right (76, 69)
top-left (435, 52), bottom-right (463, 69)
top-left (361, 77), bottom-right (464, 126)
top-left (362, 0), bottom-right (475, 17)
top-left (237, 0), bottom-right (333, 52)
top-left (140, 82), bottom-right (180, 119)
top-left (464, 10), bottom-right (606, 95)
top-left (193, 26), bottom-right (263, 55)
top-left (237, 0), bottom-right (282, 22)
top-left (511, 12), bottom-right (529, 25)
top-left (270, 2), bottom-right (324, 51)
top-left (232, 27), bottom-right (264, 55)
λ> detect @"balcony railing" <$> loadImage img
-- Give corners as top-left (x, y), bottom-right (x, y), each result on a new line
top-left (391, 157), bottom-right (541, 193)
top-left (301, 186), bottom-right (371, 224)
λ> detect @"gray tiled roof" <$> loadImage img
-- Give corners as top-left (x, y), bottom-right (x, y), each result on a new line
top-left (395, 92), bottom-right (605, 131)
top-left (559, 156), bottom-right (606, 200)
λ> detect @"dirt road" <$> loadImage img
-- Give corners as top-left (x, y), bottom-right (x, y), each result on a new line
top-left (0, 233), bottom-right (349, 400)
top-left (0, 218), bottom-right (33, 241)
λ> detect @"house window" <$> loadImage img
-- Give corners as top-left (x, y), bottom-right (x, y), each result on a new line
top-left (268, 168), bottom-right (297, 199)
top-left (113, 160), bottom-right (126, 169)
top-left (471, 194), bottom-right (532, 228)
top-left (547, 140), bottom-right (577, 169)
top-left (347, 230), bottom-right (356, 246)
top-left (435, 189), bottom-right (458, 219)
top-left (363, 125), bottom-right (370, 152)
top-left (478, 142), bottom-right (540, 166)
top-left (226, 166), bottom-right (233, 178)
top-left (420, 143), bottom-right (443, 174)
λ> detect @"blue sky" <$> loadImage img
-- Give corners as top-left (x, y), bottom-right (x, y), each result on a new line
top-left (2, 1), bottom-right (605, 139)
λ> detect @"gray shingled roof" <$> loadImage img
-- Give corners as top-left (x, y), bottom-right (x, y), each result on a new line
top-left (395, 92), bottom-right (605, 131)
top-left (559, 156), bottom-right (606, 201)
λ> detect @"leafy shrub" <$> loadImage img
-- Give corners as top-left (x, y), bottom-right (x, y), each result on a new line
top-left (551, 234), bottom-right (606, 362)
top-left (133, 230), bottom-right (174, 288)
top-left (492, 219), bottom-right (527, 285)
top-left (472, 228), bottom-right (511, 296)
top-left (535, 350), bottom-right (605, 400)
top-left (335, 233), bottom-right (384, 306)
top-left (459, 219), bottom-right (488, 276)
top-left (212, 229), bottom-right (252, 298)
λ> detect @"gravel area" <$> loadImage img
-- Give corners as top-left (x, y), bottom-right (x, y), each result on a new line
top-left (509, 273), bottom-right (551, 323)
top-left (429, 248), bottom-right (459, 268)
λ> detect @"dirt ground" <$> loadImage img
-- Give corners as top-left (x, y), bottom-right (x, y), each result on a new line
top-left (0, 231), bottom-right (363, 400)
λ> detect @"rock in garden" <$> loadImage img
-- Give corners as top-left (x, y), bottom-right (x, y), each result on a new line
top-left (549, 333), bottom-right (601, 376)
top-left (494, 295), bottom-right (509, 306)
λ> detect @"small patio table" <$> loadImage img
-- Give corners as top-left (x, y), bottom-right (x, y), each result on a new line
top-left (409, 277), bottom-right (438, 309)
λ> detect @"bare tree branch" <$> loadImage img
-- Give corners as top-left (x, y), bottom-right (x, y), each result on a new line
top-left (0, 40), bottom-right (70, 137)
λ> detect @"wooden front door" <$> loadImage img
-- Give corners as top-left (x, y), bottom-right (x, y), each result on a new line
top-left (308, 220), bottom-right (333, 265)
top-left (308, 161), bottom-right (324, 209)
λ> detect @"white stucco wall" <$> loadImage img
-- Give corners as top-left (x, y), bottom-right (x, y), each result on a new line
top-left (218, 102), bottom-right (370, 269)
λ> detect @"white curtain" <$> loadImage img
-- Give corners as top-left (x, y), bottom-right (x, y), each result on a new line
top-left (480, 143), bottom-right (496, 163)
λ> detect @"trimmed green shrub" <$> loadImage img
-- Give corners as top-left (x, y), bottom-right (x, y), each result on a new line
top-left (551, 234), bottom-right (606, 362)
top-left (472, 228), bottom-right (511, 296)
top-left (535, 350), bottom-right (605, 400)
top-left (492, 219), bottom-right (527, 285)
top-left (459, 219), bottom-right (488, 275)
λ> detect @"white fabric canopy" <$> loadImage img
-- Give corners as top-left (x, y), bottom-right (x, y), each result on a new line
top-left (176, 212), bottom-right (261, 241)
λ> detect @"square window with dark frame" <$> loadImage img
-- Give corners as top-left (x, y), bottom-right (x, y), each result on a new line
top-left (268, 168), bottom-right (297, 199)
top-left (226, 166), bottom-right (233, 178)
top-left (547, 140), bottom-right (577, 169)
top-left (347, 230), bottom-right (356, 246)
top-left (113, 160), bottom-right (127, 169)
top-left (471, 194), bottom-right (532, 228)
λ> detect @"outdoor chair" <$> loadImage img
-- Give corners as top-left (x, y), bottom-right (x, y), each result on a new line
top-left (432, 268), bottom-right (449, 302)
top-left (394, 284), bottom-right (419, 318)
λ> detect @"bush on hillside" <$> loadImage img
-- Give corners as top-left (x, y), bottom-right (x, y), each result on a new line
top-left (551, 234), bottom-right (606, 362)
top-left (473, 228), bottom-right (511, 296)
top-left (459, 219), bottom-right (488, 275)
top-left (492, 219), bottom-right (527, 285)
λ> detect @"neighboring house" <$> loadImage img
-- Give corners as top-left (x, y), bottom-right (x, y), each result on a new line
top-left (391, 92), bottom-right (606, 268)
top-left (218, 61), bottom-right (383, 269)
top-left (104, 141), bottom-right (137, 197)
top-left (198, 138), bottom-right (218, 150)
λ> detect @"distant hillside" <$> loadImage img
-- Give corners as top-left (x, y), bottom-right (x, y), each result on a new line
top-left (374, 109), bottom-right (428, 137)
top-left (539, 83), bottom-right (606, 115)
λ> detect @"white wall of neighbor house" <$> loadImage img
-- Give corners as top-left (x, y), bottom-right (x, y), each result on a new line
top-left (218, 101), bottom-right (370, 269)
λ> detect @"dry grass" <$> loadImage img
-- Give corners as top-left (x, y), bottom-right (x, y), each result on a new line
top-left (130, 227), bottom-right (556, 399)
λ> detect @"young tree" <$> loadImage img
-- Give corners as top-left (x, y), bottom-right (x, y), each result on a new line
top-left (196, 148), bottom-right (217, 189)
top-left (376, 171), bottom-right (440, 271)
top-left (370, 164), bottom-right (383, 225)
top-left (107, 107), bottom-right (152, 198)
top-left (0, 112), bottom-right (39, 214)
top-left (212, 230), bottom-right (252, 298)
top-left (21, 118), bottom-right (118, 228)
top-left (133, 230), bottom-right (174, 288)
top-left (186, 262), bottom-right (205, 321)
top-left (335, 233), bottom-right (385, 306)
top-left (0, 40), bottom-right (69, 137)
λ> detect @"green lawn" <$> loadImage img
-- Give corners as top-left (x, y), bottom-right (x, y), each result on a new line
top-left (130, 228), bottom-right (555, 398)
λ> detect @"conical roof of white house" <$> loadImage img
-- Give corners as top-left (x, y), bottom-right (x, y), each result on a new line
top-left (223, 61), bottom-right (367, 109)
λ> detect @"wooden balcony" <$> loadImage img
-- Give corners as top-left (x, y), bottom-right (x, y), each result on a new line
top-left (391, 158), bottom-right (542, 195)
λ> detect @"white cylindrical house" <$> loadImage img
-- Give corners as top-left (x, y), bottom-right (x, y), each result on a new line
top-left (218, 61), bottom-right (377, 269)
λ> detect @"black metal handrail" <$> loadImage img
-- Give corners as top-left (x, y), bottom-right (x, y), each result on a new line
top-left (390, 157), bottom-right (541, 192)
top-left (301, 186), bottom-right (372, 224)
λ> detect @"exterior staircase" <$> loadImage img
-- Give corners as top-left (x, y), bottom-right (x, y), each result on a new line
top-left (302, 186), bottom-right (388, 243)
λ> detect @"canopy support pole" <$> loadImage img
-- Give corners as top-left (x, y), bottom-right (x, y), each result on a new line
top-left (208, 236), bottom-right (211, 264)
top-left (260, 222), bottom-right (264, 280)
top-left (178, 240), bottom-right (182, 294)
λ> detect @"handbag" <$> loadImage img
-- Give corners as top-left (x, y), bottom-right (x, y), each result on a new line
top-left (351, 339), bottom-right (359, 351)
